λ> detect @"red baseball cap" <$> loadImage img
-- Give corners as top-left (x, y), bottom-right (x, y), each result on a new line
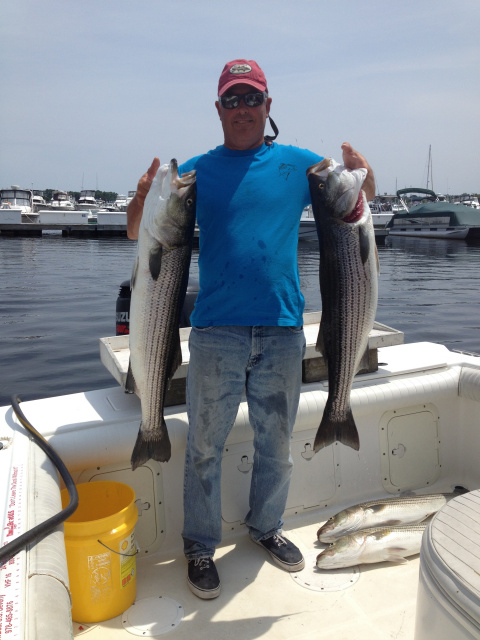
top-left (217, 59), bottom-right (268, 96)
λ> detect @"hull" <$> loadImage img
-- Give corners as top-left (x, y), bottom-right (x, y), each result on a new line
top-left (2, 319), bottom-right (480, 639)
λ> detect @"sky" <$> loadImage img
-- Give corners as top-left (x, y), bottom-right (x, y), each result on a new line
top-left (1, 0), bottom-right (479, 197)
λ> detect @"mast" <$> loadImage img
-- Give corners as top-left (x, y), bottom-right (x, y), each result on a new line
top-left (426, 145), bottom-right (433, 192)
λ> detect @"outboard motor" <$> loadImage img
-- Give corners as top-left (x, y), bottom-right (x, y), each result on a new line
top-left (115, 277), bottom-right (199, 335)
top-left (115, 280), bottom-right (131, 335)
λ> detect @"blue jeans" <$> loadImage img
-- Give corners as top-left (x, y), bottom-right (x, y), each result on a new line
top-left (182, 325), bottom-right (306, 559)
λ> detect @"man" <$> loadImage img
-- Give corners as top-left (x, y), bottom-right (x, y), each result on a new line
top-left (127, 59), bottom-right (374, 600)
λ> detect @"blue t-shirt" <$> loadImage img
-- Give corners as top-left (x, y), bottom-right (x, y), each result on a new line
top-left (179, 143), bottom-right (323, 327)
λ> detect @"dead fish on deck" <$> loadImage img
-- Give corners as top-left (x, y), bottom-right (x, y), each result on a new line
top-left (307, 158), bottom-right (379, 452)
top-left (316, 523), bottom-right (428, 569)
top-left (317, 493), bottom-right (452, 543)
top-left (126, 159), bottom-right (196, 470)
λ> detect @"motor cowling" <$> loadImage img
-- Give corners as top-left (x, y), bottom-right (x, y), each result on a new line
top-left (115, 280), bottom-right (131, 335)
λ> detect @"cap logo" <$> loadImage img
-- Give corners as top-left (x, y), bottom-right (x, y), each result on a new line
top-left (229, 63), bottom-right (252, 75)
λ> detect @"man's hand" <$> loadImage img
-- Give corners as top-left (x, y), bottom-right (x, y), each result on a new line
top-left (341, 142), bottom-right (375, 202)
top-left (127, 157), bottom-right (160, 239)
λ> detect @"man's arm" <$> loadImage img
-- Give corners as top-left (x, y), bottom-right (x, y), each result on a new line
top-left (341, 142), bottom-right (375, 202)
top-left (126, 157), bottom-right (160, 239)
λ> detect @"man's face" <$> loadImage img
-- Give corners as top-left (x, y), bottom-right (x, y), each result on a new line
top-left (216, 83), bottom-right (272, 151)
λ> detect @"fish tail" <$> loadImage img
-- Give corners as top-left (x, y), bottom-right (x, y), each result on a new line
top-left (314, 408), bottom-right (360, 452)
top-left (130, 419), bottom-right (172, 470)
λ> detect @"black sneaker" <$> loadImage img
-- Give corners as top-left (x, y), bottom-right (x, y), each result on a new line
top-left (253, 534), bottom-right (305, 572)
top-left (187, 557), bottom-right (221, 599)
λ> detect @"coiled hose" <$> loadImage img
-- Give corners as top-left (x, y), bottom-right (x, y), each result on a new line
top-left (0, 395), bottom-right (79, 566)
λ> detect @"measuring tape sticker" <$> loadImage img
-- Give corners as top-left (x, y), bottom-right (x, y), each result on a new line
top-left (1, 457), bottom-right (27, 639)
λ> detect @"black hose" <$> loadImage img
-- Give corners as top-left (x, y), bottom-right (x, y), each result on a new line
top-left (0, 395), bottom-right (79, 566)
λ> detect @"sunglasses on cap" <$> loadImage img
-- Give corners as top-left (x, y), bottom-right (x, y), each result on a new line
top-left (218, 91), bottom-right (268, 110)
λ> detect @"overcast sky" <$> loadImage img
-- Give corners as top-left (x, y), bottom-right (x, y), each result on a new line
top-left (1, 0), bottom-right (479, 197)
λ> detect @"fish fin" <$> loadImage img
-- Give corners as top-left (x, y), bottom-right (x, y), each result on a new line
top-left (125, 360), bottom-right (136, 394)
top-left (359, 225), bottom-right (371, 264)
top-left (149, 242), bottom-right (163, 281)
top-left (314, 407), bottom-right (360, 452)
top-left (130, 419), bottom-right (172, 470)
top-left (384, 553), bottom-right (409, 564)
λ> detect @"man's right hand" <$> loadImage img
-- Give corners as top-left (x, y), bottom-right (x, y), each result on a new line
top-left (126, 157), bottom-right (160, 239)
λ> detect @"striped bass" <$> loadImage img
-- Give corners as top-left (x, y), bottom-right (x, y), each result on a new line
top-left (316, 523), bottom-right (428, 569)
top-left (317, 493), bottom-right (452, 543)
top-left (307, 158), bottom-right (379, 452)
top-left (126, 159), bottom-right (196, 470)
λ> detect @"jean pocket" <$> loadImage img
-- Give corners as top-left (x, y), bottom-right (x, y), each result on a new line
top-left (287, 326), bottom-right (303, 334)
top-left (192, 326), bottom-right (216, 333)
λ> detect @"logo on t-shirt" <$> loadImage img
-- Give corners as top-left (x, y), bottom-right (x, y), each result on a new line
top-left (279, 163), bottom-right (297, 180)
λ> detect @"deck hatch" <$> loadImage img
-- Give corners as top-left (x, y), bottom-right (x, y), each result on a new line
top-left (379, 404), bottom-right (441, 493)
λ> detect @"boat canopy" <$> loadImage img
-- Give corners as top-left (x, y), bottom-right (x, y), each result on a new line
top-left (397, 187), bottom-right (438, 200)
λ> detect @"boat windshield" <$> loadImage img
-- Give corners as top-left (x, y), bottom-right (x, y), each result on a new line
top-left (0, 190), bottom-right (32, 206)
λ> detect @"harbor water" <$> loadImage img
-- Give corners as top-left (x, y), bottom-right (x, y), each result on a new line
top-left (1, 234), bottom-right (479, 407)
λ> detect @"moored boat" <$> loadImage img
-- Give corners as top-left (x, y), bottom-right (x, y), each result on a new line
top-left (2, 313), bottom-right (480, 639)
top-left (49, 190), bottom-right (75, 211)
top-left (387, 188), bottom-right (480, 241)
top-left (0, 186), bottom-right (39, 223)
top-left (76, 190), bottom-right (99, 212)
top-left (115, 194), bottom-right (128, 211)
top-left (32, 190), bottom-right (47, 212)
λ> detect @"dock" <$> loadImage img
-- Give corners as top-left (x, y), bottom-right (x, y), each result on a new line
top-left (0, 222), bottom-right (129, 237)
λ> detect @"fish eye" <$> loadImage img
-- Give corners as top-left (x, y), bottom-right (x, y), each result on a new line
top-left (186, 198), bottom-right (193, 206)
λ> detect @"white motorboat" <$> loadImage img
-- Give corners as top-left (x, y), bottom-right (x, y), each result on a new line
top-left (49, 190), bottom-right (75, 211)
top-left (368, 195), bottom-right (406, 229)
top-left (0, 187), bottom-right (39, 223)
top-left (32, 190), bottom-right (47, 212)
top-left (115, 194), bottom-right (128, 211)
top-left (76, 190), bottom-right (99, 212)
top-left (454, 195), bottom-right (480, 210)
top-left (2, 314), bottom-right (480, 639)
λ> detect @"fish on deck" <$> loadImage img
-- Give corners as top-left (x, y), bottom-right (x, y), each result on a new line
top-left (316, 522), bottom-right (429, 570)
top-left (317, 493), bottom-right (453, 543)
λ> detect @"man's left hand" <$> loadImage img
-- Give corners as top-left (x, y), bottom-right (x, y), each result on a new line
top-left (341, 142), bottom-right (375, 202)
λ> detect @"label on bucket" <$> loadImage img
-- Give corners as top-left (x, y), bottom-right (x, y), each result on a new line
top-left (120, 532), bottom-right (136, 589)
top-left (88, 552), bottom-right (113, 603)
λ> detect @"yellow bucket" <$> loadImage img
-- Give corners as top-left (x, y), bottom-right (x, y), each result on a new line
top-left (61, 481), bottom-right (138, 623)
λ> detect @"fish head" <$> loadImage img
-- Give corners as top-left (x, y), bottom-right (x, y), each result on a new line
top-left (307, 158), bottom-right (368, 225)
top-left (316, 532), bottom-right (366, 569)
top-left (317, 507), bottom-right (364, 543)
top-left (144, 159), bottom-right (197, 248)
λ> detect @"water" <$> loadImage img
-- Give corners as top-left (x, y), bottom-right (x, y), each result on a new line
top-left (1, 234), bottom-right (479, 407)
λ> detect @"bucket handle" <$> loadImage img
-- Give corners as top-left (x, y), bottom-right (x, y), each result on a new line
top-left (97, 539), bottom-right (139, 557)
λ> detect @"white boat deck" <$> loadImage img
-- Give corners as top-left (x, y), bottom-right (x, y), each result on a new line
top-left (2, 330), bottom-right (480, 639)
